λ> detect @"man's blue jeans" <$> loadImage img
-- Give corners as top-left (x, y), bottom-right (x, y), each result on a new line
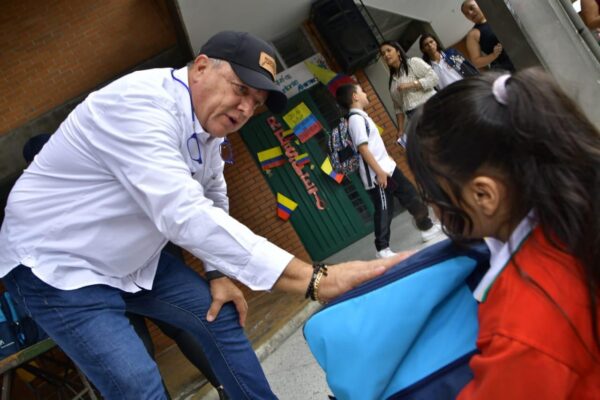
top-left (2, 251), bottom-right (276, 399)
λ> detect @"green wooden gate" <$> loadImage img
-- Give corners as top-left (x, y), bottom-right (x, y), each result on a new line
top-left (240, 91), bottom-right (374, 261)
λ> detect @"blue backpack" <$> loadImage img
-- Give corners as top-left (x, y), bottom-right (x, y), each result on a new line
top-left (303, 240), bottom-right (489, 400)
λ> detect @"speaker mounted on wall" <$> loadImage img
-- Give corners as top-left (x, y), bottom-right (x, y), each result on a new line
top-left (311, 0), bottom-right (380, 74)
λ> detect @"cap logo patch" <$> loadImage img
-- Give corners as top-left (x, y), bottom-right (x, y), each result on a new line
top-left (259, 52), bottom-right (276, 80)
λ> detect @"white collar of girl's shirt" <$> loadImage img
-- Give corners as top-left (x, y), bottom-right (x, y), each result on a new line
top-left (474, 210), bottom-right (537, 302)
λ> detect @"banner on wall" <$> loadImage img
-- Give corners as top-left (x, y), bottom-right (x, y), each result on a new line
top-left (277, 192), bottom-right (298, 221)
top-left (320, 157), bottom-right (344, 184)
top-left (267, 116), bottom-right (326, 211)
top-left (275, 54), bottom-right (329, 98)
top-left (304, 62), bottom-right (356, 96)
top-left (257, 146), bottom-right (286, 170)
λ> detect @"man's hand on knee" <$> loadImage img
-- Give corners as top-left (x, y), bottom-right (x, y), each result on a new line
top-left (207, 276), bottom-right (248, 327)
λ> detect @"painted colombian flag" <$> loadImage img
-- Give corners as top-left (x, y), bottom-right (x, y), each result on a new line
top-left (257, 146), bottom-right (286, 170)
top-left (277, 193), bottom-right (298, 221)
top-left (295, 152), bottom-right (310, 166)
top-left (294, 114), bottom-right (322, 143)
top-left (304, 62), bottom-right (355, 96)
top-left (327, 74), bottom-right (356, 97)
top-left (321, 157), bottom-right (344, 184)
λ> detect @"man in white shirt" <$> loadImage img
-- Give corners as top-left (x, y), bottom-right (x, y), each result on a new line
top-left (0, 31), bottom-right (405, 399)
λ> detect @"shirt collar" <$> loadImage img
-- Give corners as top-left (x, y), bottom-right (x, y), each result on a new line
top-left (474, 210), bottom-right (537, 302)
top-left (348, 108), bottom-right (367, 117)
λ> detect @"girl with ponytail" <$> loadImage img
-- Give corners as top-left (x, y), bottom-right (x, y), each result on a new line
top-left (406, 68), bottom-right (600, 398)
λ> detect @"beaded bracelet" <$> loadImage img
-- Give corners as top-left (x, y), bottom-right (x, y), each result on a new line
top-left (313, 269), bottom-right (327, 305)
top-left (304, 263), bottom-right (328, 302)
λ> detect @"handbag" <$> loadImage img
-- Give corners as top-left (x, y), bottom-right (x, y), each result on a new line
top-left (303, 239), bottom-right (489, 400)
top-left (0, 291), bottom-right (48, 359)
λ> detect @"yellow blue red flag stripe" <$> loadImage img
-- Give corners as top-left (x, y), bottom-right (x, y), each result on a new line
top-left (295, 152), bottom-right (310, 166)
top-left (257, 146), bottom-right (286, 170)
top-left (277, 193), bottom-right (298, 221)
top-left (321, 157), bottom-right (344, 184)
top-left (294, 114), bottom-right (322, 143)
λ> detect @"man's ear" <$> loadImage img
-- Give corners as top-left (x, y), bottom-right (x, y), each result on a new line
top-left (191, 54), bottom-right (211, 75)
top-left (467, 176), bottom-right (502, 217)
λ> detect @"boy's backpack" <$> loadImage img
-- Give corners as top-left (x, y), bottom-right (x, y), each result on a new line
top-left (303, 239), bottom-right (489, 400)
top-left (328, 112), bottom-right (369, 175)
top-left (0, 291), bottom-right (47, 359)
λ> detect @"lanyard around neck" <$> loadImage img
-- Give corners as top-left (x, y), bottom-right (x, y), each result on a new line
top-left (170, 69), bottom-right (195, 125)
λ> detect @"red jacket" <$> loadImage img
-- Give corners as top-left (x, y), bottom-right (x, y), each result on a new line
top-left (459, 227), bottom-right (600, 399)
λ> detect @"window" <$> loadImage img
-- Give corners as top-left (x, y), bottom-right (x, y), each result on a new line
top-left (272, 28), bottom-right (317, 69)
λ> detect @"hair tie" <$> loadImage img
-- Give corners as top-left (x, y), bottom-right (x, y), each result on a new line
top-left (492, 74), bottom-right (511, 105)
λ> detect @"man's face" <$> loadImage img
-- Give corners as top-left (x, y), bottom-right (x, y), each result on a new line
top-left (461, 0), bottom-right (485, 24)
top-left (188, 56), bottom-right (268, 137)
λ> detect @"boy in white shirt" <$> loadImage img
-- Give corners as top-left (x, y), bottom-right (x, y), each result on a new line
top-left (335, 84), bottom-right (440, 258)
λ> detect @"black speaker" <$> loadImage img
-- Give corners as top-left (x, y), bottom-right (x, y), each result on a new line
top-left (311, 0), bottom-right (380, 73)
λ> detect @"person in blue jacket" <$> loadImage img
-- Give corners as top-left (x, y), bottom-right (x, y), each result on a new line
top-left (419, 34), bottom-right (479, 90)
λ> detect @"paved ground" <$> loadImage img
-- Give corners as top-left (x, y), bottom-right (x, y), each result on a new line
top-left (198, 210), bottom-right (446, 400)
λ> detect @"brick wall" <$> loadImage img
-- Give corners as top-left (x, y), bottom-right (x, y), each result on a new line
top-left (0, 0), bottom-right (177, 135)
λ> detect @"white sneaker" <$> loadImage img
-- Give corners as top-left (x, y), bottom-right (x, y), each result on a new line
top-left (376, 247), bottom-right (397, 258)
top-left (421, 224), bottom-right (442, 242)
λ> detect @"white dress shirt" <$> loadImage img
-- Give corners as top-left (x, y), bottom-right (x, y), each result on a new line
top-left (347, 109), bottom-right (396, 190)
top-left (0, 67), bottom-right (293, 292)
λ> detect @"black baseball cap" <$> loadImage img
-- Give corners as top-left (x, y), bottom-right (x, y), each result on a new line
top-left (200, 31), bottom-right (287, 114)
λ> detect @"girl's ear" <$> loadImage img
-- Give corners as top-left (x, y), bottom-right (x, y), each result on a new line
top-left (466, 176), bottom-right (503, 217)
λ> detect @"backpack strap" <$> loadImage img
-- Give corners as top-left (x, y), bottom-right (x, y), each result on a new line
top-left (347, 112), bottom-right (374, 188)
top-left (347, 112), bottom-right (370, 137)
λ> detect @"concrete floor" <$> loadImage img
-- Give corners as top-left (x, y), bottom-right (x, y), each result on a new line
top-left (198, 210), bottom-right (446, 400)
